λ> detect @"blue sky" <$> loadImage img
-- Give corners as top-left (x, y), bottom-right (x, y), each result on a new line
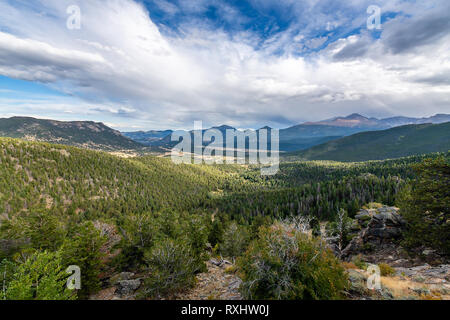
top-left (0, 0), bottom-right (449, 131)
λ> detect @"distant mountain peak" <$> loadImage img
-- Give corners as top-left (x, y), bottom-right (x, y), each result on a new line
top-left (212, 124), bottom-right (235, 131)
top-left (303, 113), bottom-right (377, 128)
top-left (342, 113), bottom-right (369, 120)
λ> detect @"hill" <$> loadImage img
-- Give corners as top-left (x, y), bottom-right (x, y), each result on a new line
top-left (0, 137), bottom-right (260, 220)
top-left (288, 122), bottom-right (450, 162)
top-left (0, 117), bottom-right (143, 151)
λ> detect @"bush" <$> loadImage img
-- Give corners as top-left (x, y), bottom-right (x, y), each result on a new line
top-left (351, 255), bottom-right (368, 270)
top-left (341, 262), bottom-right (358, 270)
top-left (186, 217), bottom-right (209, 273)
top-left (0, 259), bottom-right (17, 300)
top-left (5, 250), bottom-right (76, 300)
top-left (208, 219), bottom-right (225, 247)
top-left (326, 209), bottom-right (353, 255)
top-left (115, 212), bottom-right (156, 269)
top-left (378, 263), bottom-right (395, 276)
top-left (363, 202), bottom-right (383, 209)
top-left (238, 223), bottom-right (348, 300)
top-left (0, 209), bottom-right (65, 255)
top-left (221, 222), bottom-right (249, 259)
top-left (61, 222), bottom-right (106, 299)
top-left (143, 239), bottom-right (200, 298)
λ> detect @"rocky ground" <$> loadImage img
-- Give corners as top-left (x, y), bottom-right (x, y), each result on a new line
top-left (341, 205), bottom-right (449, 300)
top-left (175, 259), bottom-right (242, 300)
top-left (91, 205), bottom-right (448, 300)
top-left (90, 259), bottom-right (242, 300)
top-left (347, 264), bottom-right (450, 300)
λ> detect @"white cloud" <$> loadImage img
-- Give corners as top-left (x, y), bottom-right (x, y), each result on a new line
top-left (0, 0), bottom-right (448, 130)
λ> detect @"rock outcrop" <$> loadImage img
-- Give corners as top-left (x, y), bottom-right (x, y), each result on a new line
top-left (342, 206), bottom-right (406, 261)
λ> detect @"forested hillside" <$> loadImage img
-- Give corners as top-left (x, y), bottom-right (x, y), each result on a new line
top-left (1, 137), bottom-right (444, 224)
top-left (208, 154), bottom-right (447, 221)
top-left (0, 137), bottom-right (447, 300)
top-left (289, 122), bottom-right (450, 162)
top-left (0, 138), bottom-right (260, 220)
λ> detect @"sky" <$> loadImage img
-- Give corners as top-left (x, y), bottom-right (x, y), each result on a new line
top-left (0, 0), bottom-right (449, 131)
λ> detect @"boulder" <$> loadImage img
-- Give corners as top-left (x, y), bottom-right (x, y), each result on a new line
top-left (109, 272), bottom-right (136, 285)
top-left (119, 272), bottom-right (135, 281)
top-left (116, 279), bottom-right (141, 296)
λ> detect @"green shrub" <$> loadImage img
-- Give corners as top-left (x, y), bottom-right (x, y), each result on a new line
top-left (0, 209), bottom-right (65, 255)
top-left (186, 217), bottom-right (209, 273)
top-left (61, 222), bottom-right (106, 299)
top-left (5, 250), bottom-right (76, 300)
top-left (351, 255), bottom-right (368, 270)
top-left (378, 263), bottom-right (396, 276)
top-left (143, 239), bottom-right (200, 298)
top-left (238, 223), bottom-right (348, 300)
top-left (326, 209), bottom-right (353, 255)
top-left (0, 259), bottom-right (17, 300)
top-left (221, 222), bottom-right (249, 259)
top-left (115, 212), bottom-right (157, 270)
top-left (208, 219), bottom-right (225, 247)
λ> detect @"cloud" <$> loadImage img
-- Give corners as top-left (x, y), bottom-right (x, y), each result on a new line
top-left (0, 0), bottom-right (448, 130)
top-left (153, 0), bottom-right (179, 16)
top-left (0, 32), bottom-right (106, 82)
top-left (382, 9), bottom-right (450, 54)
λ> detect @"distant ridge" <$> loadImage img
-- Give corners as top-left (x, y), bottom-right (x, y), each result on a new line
top-left (123, 113), bottom-right (450, 153)
top-left (301, 113), bottom-right (450, 128)
top-left (0, 116), bottom-right (143, 151)
top-left (303, 113), bottom-right (379, 128)
top-left (288, 122), bottom-right (450, 162)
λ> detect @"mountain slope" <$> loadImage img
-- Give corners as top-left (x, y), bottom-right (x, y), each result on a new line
top-left (0, 117), bottom-right (143, 151)
top-left (290, 122), bottom-right (450, 162)
top-left (0, 137), bottom-right (254, 220)
top-left (279, 113), bottom-right (450, 151)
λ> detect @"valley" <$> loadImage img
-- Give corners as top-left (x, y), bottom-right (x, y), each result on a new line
top-left (1, 0), bottom-right (449, 305)
top-left (0, 134), bottom-right (448, 300)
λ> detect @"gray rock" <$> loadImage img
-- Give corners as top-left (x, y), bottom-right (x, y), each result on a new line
top-left (341, 206), bottom-right (406, 260)
top-left (379, 287), bottom-right (394, 300)
top-left (119, 272), bottom-right (135, 281)
top-left (355, 211), bottom-right (371, 220)
top-left (413, 287), bottom-right (431, 295)
top-left (347, 270), bottom-right (368, 295)
top-left (116, 279), bottom-right (141, 296)
top-left (391, 259), bottom-right (411, 268)
top-left (209, 258), bottom-right (221, 266)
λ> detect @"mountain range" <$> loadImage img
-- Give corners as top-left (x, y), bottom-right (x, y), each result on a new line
top-left (123, 113), bottom-right (450, 152)
top-left (1, 114), bottom-right (449, 159)
top-left (0, 116), bottom-right (142, 151)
